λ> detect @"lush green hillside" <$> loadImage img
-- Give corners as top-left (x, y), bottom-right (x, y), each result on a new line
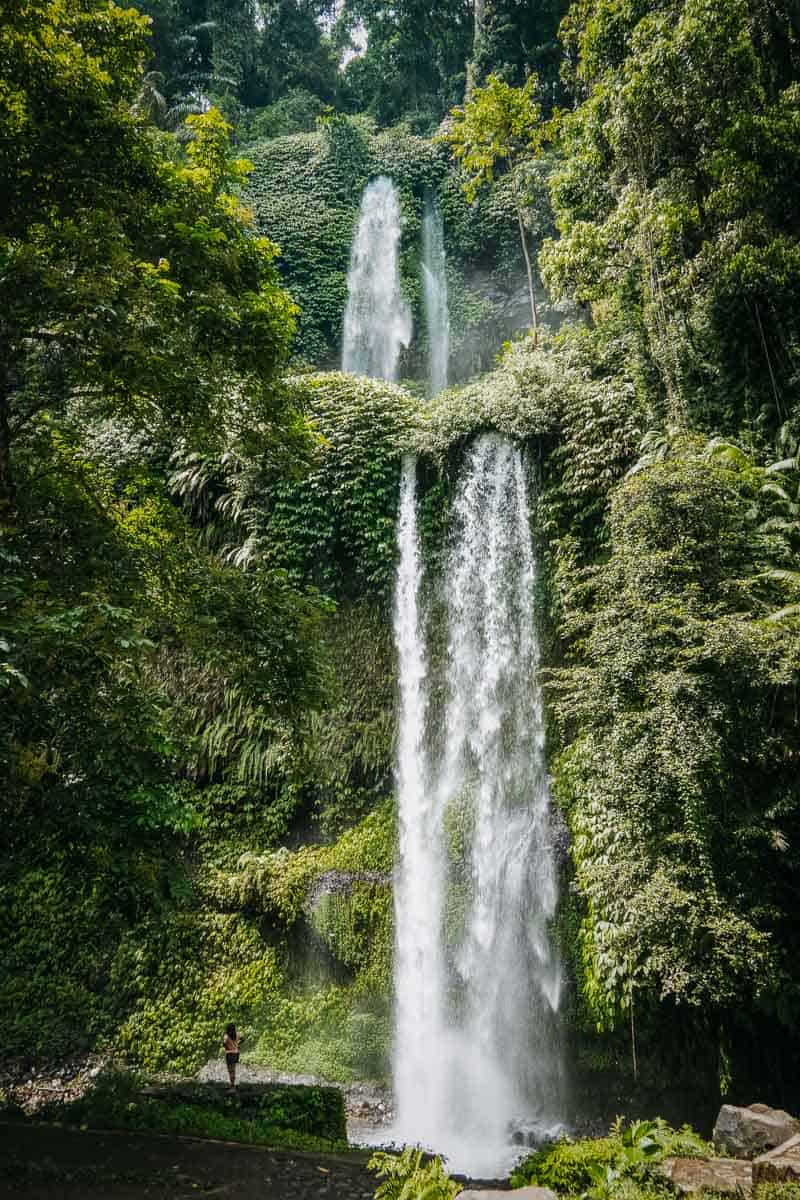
top-left (244, 116), bottom-right (559, 377)
top-left (2, 0), bottom-right (800, 1130)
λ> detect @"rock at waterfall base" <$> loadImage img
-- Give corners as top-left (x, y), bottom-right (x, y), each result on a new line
top-left (713, 1103), bottom-right (800, 1159)
top-left (658, 1157), bottom-right (753, 1193)
top-left (753, 1134), bottom-right (800, 1183)
top-left (457, 1189), bottom-right (557, 1200)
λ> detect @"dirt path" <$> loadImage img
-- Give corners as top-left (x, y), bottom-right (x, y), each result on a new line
top-left (0, 1122), bottom-right (377, 1200)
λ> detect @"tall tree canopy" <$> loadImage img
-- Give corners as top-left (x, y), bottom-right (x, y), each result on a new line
top-left (542, 0), bottom-right (800, 440)
top-left (0, 0), bottom-right (298, 520)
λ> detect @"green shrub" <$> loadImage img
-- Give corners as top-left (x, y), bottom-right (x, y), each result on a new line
top-left (755, 1185), bottom-right (800, 1200)
top-left (511, 1135), bottom-right (622, 1193)
top-left (369, 1147), bottom-right (461, 1200)
top-left (511, 1119), bottom-right (713, 1194)
top-left (250, 985), bottom-right (391, 1081)
top-left (263, 372), bottom-right (418, 600)
top-left (246, 90), bottom-right (329, 140)
top-left (51, 1071), bottom-right (347, 1150)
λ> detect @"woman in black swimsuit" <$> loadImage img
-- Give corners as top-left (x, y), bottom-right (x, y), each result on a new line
top-left (223, 1023), bottom-right (240, 1086)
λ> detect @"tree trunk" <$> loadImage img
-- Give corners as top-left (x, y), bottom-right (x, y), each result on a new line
top-left (465, 0), bottom-right (486, 96)
top-left (516, 202), bottom-right (538, 345)
top-left (0, 365), bottom-right (16, 525)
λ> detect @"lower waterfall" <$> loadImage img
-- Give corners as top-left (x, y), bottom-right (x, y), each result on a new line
top-left (392, 435), bottom-right (563, 1177)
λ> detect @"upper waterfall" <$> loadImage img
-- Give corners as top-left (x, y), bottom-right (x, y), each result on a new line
top-left (342, 176), bottom-right (412, 382)
top-left (392, 434), bottom-right (563, 1177)
top-left (422, 194), bottom-right (449, 396)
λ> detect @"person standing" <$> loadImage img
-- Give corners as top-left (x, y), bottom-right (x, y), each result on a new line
top-left (223, 1023), bottom-right (241, 1087)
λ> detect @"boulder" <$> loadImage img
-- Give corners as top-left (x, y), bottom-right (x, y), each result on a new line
top-left (753, 1134), bottom-right (800, 1184)
top-left (713, 1104), bottom-right (800, 1159)
top-left (457, 1190), bottom-right (556, 1200)
top-left (659, 1156), bottom-right (752, 1194)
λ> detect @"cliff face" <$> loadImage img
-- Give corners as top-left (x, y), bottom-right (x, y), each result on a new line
top-left (245, 118), bottom-right (561, 380)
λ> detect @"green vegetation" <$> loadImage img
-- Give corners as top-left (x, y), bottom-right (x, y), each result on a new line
top-left (2, 0), bottom-right (800, 1128)
top-left (244, 115), bottom-right (556, 374)
top-left (41, 1070), bottom-right (349, 1151)
top-left (442, 73), bottom-right (549, 336)
top-left (369, 1147), bottom-right (461, 1200)
top-left (510, 1118), bottom-right (713, 1193)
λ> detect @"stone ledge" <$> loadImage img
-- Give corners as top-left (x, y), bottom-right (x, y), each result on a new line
top-left (754, 1134), bottom-right (800, 1184)
top-left (659, 1156), bottom-right (752, 1194)
top-left (139, 1079), bottom-right (346, 1141)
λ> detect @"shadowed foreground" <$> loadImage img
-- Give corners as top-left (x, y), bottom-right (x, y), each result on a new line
top-left (0, 1123), bottom-right (376, 1200)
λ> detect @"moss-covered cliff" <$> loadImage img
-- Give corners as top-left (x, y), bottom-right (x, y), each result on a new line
top-left (245, 116), bottom-right (560, 380)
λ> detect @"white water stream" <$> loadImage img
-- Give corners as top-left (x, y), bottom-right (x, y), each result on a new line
top-left (342, 176), bottom-right (412, 381)
top-left (392, 437), bottom-right (563, 1177)
top-left (338, 181), bottom-right (562, 1175)
top-left (422, 195), bottom-right (449, 396)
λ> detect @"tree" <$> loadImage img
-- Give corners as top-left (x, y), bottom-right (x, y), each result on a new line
top-left (339, 0), bottom-right (472, 126)
top-left (549, 441), bottom-right (800, 1051)
top-left (442, 73), bottom-right (545, 342)
top-left (542, 0), bottom-right (800, 436)
top-left (467, 0), bottom-right (570, 110)
top-left (0, 0), bottom-right (297, 523)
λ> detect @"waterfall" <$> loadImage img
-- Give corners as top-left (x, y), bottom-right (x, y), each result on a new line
top-left (342, 176), bottom-right (412, 382)
top-left (392, 454), bottom-right (448, 1135)
top-left (422, 195), bottom-right (449, 396)
top-left (392, 435), bottom-right (563, 1178)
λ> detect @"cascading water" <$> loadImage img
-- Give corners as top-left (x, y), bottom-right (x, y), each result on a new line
top-left (342, 176), bottom-right (412, 382)
top-left (393, 454), bottom-right (448, 1132)
top-left (421, 194), bottom-right (449, 396)
top-left (392, 435), bottom-right (563, 1178)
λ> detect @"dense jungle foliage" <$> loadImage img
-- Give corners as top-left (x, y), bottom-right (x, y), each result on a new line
top-left (1, 0), bottom-right (800, 1125)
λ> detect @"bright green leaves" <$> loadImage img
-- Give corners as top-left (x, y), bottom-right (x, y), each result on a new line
top-left (0, 0), bottom-right (152, 228)
top-left (369, 1146), bottom-right (460, 1200)
top-left (441, 73), bottom-right (550, 335)
top-left (1, 0), bottom-right (300, 529)
top-left (511, 1118), bottom-right (714, 1194)
top-left (442, 72), bottom-right (544, 202)
top-left (184, 106), bottom-right (254, 198)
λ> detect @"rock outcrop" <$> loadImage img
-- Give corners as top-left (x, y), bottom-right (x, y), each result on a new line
top-left (713, 1103), bottom-right (800, 1159)
top-left (753, 1134), bottom-right (800, 1184)
top-left (659, 1157), bottom-right (753, 1194)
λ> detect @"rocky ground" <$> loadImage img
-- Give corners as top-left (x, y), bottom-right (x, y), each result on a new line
top-left (0, 1056), bottom-right (513, 1196)
top-left (0, 1053), bottom-right (111, 1114)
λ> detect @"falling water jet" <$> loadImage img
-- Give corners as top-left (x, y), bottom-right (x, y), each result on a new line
top-left (391, 434), bottom-right (563, 1178)
top-left (392, 454), bottom-right (449, 1137)
top-left (422, 194), bottom-right (449, 396)
top-left (342, 176), bottom-right (412, 382)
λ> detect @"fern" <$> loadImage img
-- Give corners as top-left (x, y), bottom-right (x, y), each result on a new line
top-left (368, 1148), bottom-right (460, 1200)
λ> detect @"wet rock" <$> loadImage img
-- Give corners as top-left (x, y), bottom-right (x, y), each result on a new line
top-left (753, 1134), bottom-right (800, 1183)
top-left (713, 1103), bottom-right (800, 1159)
top-left (659, 1156), bottom-right (753, 1193)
